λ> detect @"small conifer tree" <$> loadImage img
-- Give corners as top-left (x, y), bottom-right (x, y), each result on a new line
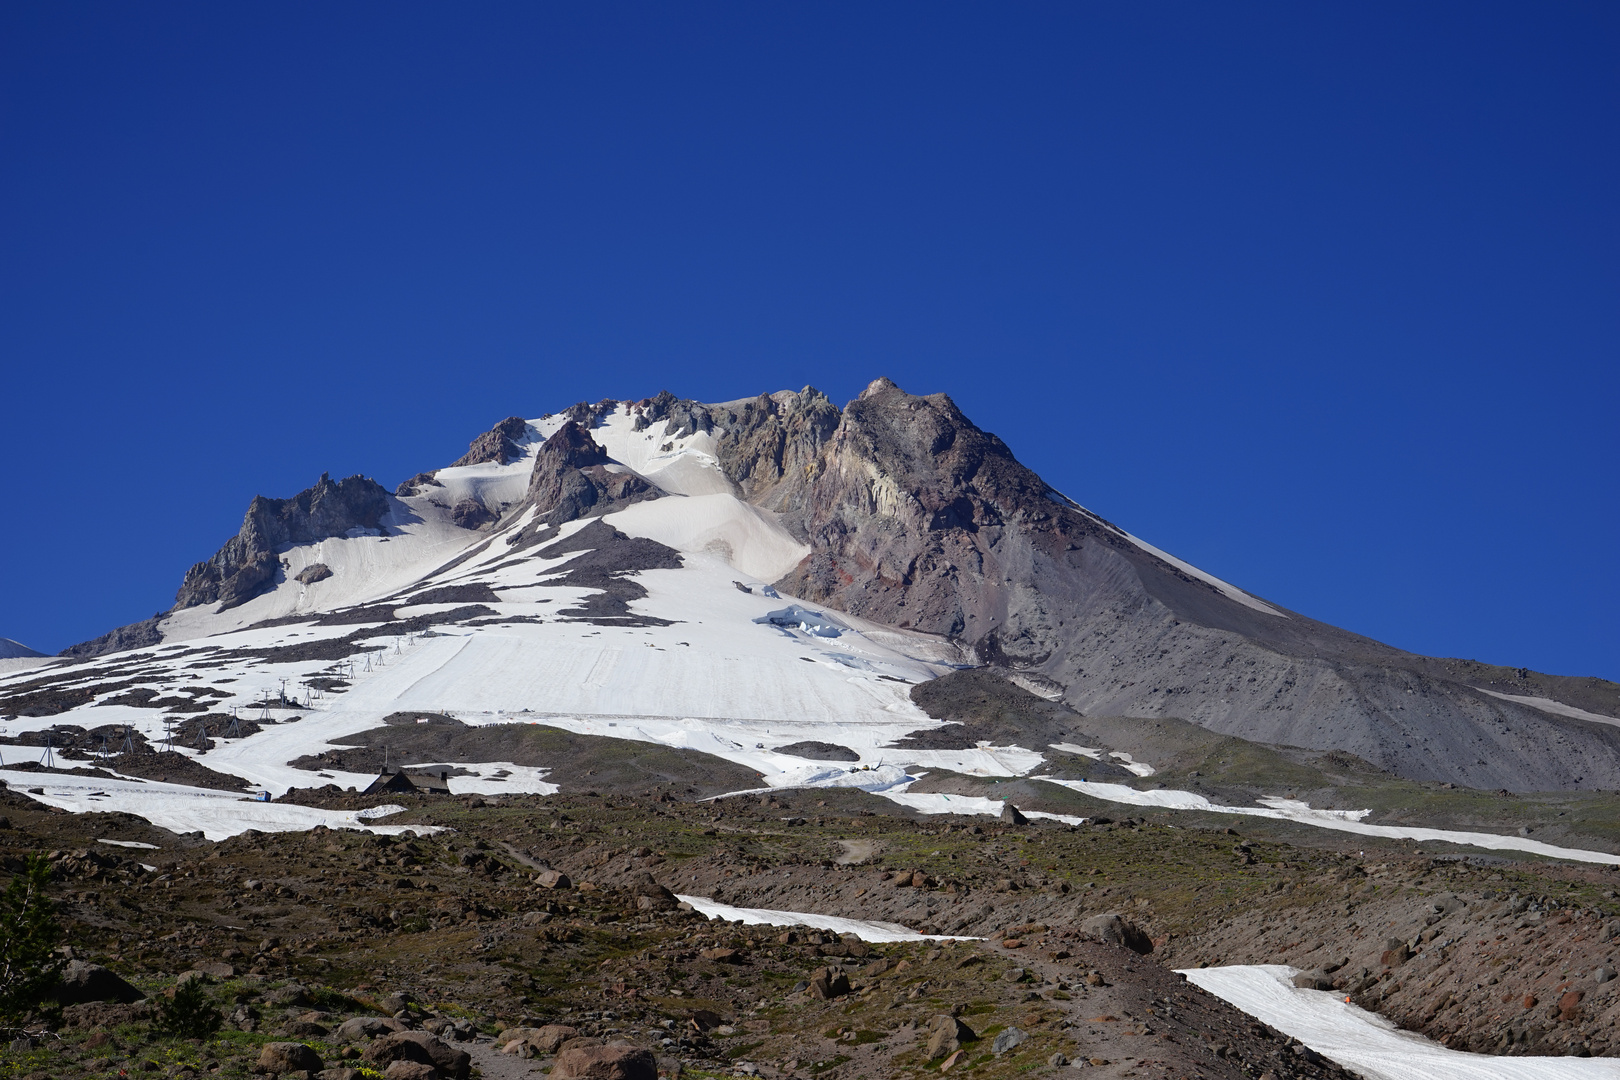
top-left (157, 976), bottom-right (223, 1039)
top-left (0, 855), bottom-right (63, 1028)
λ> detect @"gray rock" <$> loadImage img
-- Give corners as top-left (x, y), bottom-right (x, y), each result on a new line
top-left (334, 1016), bottom-right (408, 1041)
top-left (1080, 913), bottom-right (1153, 954)
top-left (810, 968), bottom-right (851, 999)
top-left (55, 960), bottom-right (144, 1005)
top-left (1291, 970), bottom-right (1335, 991)
top-left (925, 1014), bottom-right (975, 1059)
top-left (262, 982), bottom-right (312, 1007)
top-left (382, 1063), bottom-right (438, 1080)
top-left (1000, 803), bottom-right (1028, 825)
top-left (256, 1042), bottom-right (324, 1075)
top-left (991, 1027), bottom-right (1028, 1054)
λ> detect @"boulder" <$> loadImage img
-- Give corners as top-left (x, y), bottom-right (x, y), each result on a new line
top-left (383, 1063), bottom-right (439, 1080)
top-left (925, 1015), bottom-right (975, 1059)
top-left (1000, 803), bottom-right (1028, 825)
top-left (1291, 970), bottom-right (1335, 991)
top-left (495, 1024), bottom-right (579, 1055)
top-left (1080, 913), bottom-right (1153, 954)
top-left (334, 1016), bottom-right (408, 1042)
top-left (55, 960), bottom-right (144, 1005)
top-left (257, 1043), bottom-right (324, 1075)
top-left (363, 1031), bottom-right (470, 1080)
top-left (809, 968), bottom-right (851, 999)
top-left (991, 1027), bottom-right (1028, 1055)
top-left (263, 983), bottom-right (313, 1007)
top-left (550, 1044), bottom-right (658, 1080)
top-left (379, 992), bottom-right (413, 1015)
top-left (536, 869), bottom-right (571, 889)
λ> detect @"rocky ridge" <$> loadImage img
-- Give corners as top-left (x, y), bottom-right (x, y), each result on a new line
top-left (173, 473), bottom-right (391, 613)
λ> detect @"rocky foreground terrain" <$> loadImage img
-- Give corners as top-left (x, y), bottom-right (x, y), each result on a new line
top-left (3, 774), bottom-right (1620, 1080)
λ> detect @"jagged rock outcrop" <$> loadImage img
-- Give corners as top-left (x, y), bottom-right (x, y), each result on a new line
top-left (174, 473), bottom-right (391, 612)
top-left (395, 471), bottom-right (442, 497)
top-left (559, 399), bottom-right (619, 429)
top-left (451, 498), bottom-right (497, 530)
top-left (525, 422), bottom-right (657, 528)
top-left (60, 615), bottom-right (166, 659)
top-left (449, 416), bottom-right (530, 468)
top-left (628, 387), bottom-right (842, 506)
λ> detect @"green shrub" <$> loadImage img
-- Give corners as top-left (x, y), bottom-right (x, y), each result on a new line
top-left (156, 977), bottom-right (223, 1039)
top-left (0, 855), bottom-right (62, 1029)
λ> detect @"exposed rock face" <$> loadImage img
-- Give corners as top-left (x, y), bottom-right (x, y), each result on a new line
top-left (174, 474), bottom-right (391, 611)
top-left (450, 498), bottom-right (497, 530)
top-left (449, 416), bottom-right (530, 468)
top-left (628, 387), bottom-right (842, 506)
top-left (59, 615), bottom-right (165, 659)
top-left (294, 563), bottom-right (333, 585)
top-left (526, 422), bottom-right (658, 528)
top-left (704, 378), bottom-right (1620, 792)
top-left (395, 472), bottom-right (443, 497)
top-left (559, 399), bottom-right (620, 429)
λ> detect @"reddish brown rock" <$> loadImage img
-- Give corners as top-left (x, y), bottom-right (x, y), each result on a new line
top-left (550, 1044), bottom-right (656, 1080)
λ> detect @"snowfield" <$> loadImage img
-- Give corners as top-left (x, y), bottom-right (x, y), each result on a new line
top-left (1182, 965), bottom-right (1620, 1080)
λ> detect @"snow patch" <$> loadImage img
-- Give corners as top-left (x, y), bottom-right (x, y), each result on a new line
top-left (678, 895), bottom-right (977, 942)
top-left (1182, 964), bottom-right (1614, 1080)
top-left (1035, 778), bottom-right (1620, 865)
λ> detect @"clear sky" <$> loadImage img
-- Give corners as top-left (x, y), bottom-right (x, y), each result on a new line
top-left (1, 4), bottom-right (1615, 678)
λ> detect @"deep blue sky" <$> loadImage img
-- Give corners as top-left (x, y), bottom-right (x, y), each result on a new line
top-left (2, 4), bottom-right (1615, 678)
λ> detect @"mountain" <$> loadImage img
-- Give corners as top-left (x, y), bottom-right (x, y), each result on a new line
top-left (7, 378), bottom-right (1617, 1077)
top-left (0, 637), bottom-right (44, 659)
top-left (23, 378), bottom-right (1620, 796)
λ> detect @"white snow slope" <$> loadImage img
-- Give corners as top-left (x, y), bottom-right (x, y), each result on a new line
top-left (1183, 964), bottom-right (1620, 1080)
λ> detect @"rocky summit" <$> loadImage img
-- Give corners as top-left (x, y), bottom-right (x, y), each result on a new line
top-left (2, 379), bottom-right (1619, 1078)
